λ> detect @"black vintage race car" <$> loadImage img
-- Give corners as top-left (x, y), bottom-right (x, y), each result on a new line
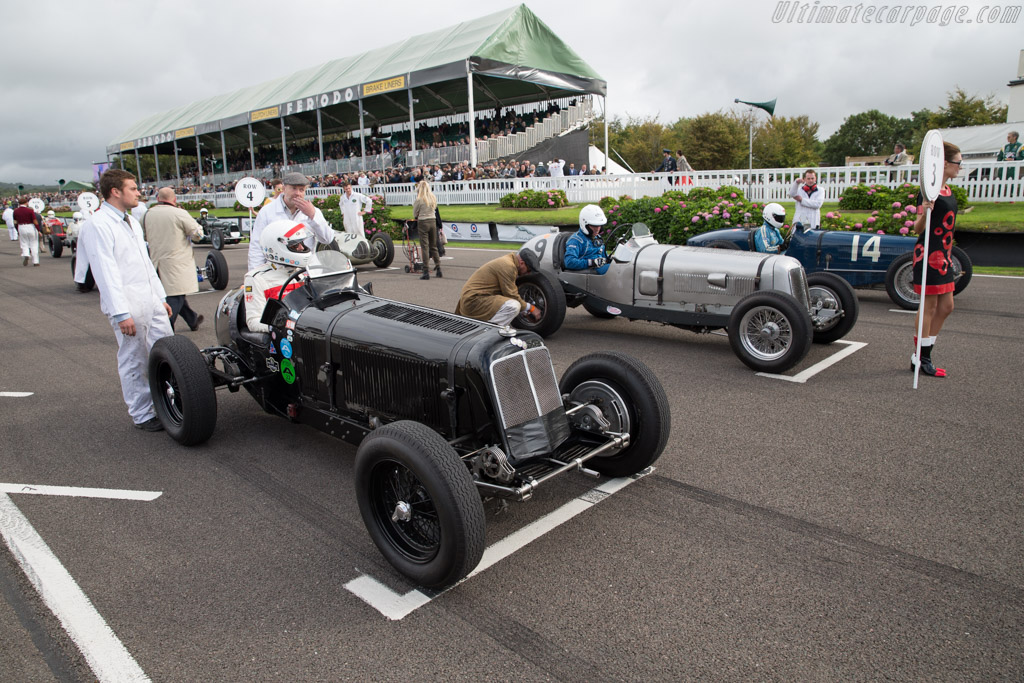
top-left (147, 251), bottom-right (671, 589)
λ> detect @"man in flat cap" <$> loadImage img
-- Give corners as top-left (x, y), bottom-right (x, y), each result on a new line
top-left (247, 171), bottom-right (334, 271)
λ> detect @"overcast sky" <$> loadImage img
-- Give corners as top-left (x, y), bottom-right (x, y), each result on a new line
top-left (1, 0), bottom-right (1020, 184)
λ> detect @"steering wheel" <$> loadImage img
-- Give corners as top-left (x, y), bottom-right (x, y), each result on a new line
top-left (602, 222), bottom-right (633, 250)
top-left (782, 222), bottom-right (802, 251)
top-left (276, 267), bottom-right (308, 301)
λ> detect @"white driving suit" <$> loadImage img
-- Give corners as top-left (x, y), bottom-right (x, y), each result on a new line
top-left (247, 196), bottom-right (334, 271)
top-left (789, 180), bottom-right (824, 230)
top-left (244, 263), bottom-right (302, 333)
top-left (79, 203), bottom-right (172, 425)
top-left (339, 191), bottom-right (374, 236)
top-left (3, 206), bottom-right (15, 241)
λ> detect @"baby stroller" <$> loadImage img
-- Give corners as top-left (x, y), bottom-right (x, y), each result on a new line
top-left (402, 220), bottom-right (424, 274)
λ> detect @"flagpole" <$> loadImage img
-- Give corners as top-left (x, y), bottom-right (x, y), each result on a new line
top-left (912, 206), bottom-right (931, 389)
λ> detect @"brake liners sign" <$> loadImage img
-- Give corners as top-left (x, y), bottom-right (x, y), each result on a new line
top-left (363, 76), bottom-right (405, 97)
top-left (251, 106), bottom-right (280, 123)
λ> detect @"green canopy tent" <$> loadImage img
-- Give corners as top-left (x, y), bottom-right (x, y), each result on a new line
top-left (106, 4), bottom-right (607, 181)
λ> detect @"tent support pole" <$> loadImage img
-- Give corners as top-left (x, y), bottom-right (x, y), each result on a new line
top-left (135, 148), bottom-right (141, 183)
top-left (196, 134), bottom-right (203, 189)
top-left (409, 89), bottom-right (416, 167)
top-left (174, 142), bottom-right (181, 188)
top-left (467, 63), bottom-right (476, 167)
top-left (220, 131), bottom-right (227, 183)
top-left (248, 122), bottom-right (256, 174)
top-left (358, 100), bottom-right (366, 171)
top-left (317, 108), bottom-right (324, 176)
top-left (281, 118), bottom-right (288, 168)
top-left (603, 95), bottom-right (609, 175)
top-left (154, 145), bottom-right (160, 182)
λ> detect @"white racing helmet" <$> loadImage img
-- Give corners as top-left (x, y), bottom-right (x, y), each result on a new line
top-left (47, 210), bottom-right (55, 217)
top-left (578, 204), bottom-right (607, 236)
top-left (72, 211), bottom-right (83, 220)
top-left (762, 203), bottom-right (786, 230)
top-left (261, 219), bottom-right (315, 268)
top-left (199, 208), bottom-right (209, 214)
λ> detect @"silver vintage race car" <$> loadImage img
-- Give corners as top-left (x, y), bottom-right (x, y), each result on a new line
top-left (515, 223), bottom-right (859, 373)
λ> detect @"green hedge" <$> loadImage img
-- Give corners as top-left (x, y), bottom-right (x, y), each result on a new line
top-left (827, 182), bottom-right (969, 235)
top-left (499, 189), bottom-right (569, 208)
top-left (598, 186), bottom-right (761, 245)
top-left (312, 193), bottom-right (402, 240)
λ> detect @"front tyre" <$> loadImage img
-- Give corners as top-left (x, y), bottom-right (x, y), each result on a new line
top-left (807, 272), bottom-right (859, 344)
top-left (728, 291), bottom-right (812, 373)
top-left (371, 232), bottom-right (395, 267)
top-left (210, 229), bottom-right (224, 250)
top-left (513, 271), bottom-right (566, 338)
top-left (148, 335), bottom-right (217, 446)
top-left (49, 236), bottom-right (63, 258)
top-left (558, 352), bottom-right (670, 477)
top-left (355, 421), bottom-right (485, 589)
top-left (205, 249), bottom-right (230, 290)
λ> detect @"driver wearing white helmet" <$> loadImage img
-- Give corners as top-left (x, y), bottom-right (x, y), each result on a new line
top-left (754, 203), bottom-right (787, 254)
top-left (243, 219), bottom-right (316, 333)
top-left (564, 204), bottom-right (610, 274)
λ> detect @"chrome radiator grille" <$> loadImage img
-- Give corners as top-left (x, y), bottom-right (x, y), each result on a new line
top-left (490, 347), bottom-right (562, 429)
top-left (789, 267), bottom-right (810, 311)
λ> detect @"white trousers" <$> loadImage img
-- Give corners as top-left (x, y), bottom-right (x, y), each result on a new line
top-left (489, 299), bottom-right (522, 326)
top-left (18, 225), bottom-right (39, 263)
top-left (111, 307), bottom-right (173, 424)
top-left (7, 223), bottom-right (16, 240)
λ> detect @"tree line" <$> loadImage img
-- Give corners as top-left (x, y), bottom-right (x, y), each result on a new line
top-left (589, 88), bottom-right (1007, 172)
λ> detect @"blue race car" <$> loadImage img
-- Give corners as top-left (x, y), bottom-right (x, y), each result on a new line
top-left (686, 223), bottom-right (972, 309)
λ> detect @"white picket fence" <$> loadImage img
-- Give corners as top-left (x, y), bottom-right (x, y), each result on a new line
top-left (179, 158), bottom-right (1023, 208)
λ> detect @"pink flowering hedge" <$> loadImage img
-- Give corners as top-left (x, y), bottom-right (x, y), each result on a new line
top-left (598, 186), bottom-right (761, 245)
top-left (828, 182), bottom-right (969, 235)
top-left (499, 189), bottom-right (569, 209)
top-left (314, 192), bottom-right (402, 240)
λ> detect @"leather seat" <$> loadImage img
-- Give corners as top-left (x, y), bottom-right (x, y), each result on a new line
top-left (236, 297), bottom-right (270, 346)
top-left (552, 231), bottom-right (570, 271)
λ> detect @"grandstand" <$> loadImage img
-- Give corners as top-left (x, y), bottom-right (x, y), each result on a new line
top-left (107, 4), bottom-right (606, 188)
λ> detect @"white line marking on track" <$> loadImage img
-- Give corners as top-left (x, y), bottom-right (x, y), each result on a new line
top-left (0, 493), bottom-right (152, 682)
top-left (889, 308), bottom-right (916, 314)
top-left (975, 274), bottom-right (1024, 279)
top-left (0, 391), bottom-right (33, 397)
top-left (756, 340), bottom-right (867, 383)
top-left (345, 467), bottom-right (654, 620)
top-left (0, 484), bottom-right (162, 501)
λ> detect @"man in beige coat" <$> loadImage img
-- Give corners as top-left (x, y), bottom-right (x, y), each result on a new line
top-left (455, 251), bottom-right (542, 326)
top-left (143, 187), bottom-right (204, 331)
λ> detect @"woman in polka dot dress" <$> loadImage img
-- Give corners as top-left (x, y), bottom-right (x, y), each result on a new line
top-left (911, 141), bottom-right (962, 378)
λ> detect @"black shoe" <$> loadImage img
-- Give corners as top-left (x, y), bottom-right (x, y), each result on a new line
top-left (188, 314), bottom-right (204, 332)
top-left (420, 272), bottom-right (430, 280)
top-left (134, 417), bottom-right (164, 432)
top-left (435, 266), bottom-right (443, 278)
top-left (911, 354), bottom-right (946, 377)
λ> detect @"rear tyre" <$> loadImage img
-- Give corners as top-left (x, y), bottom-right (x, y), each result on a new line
top-left (807, 272), bottom-right (859, 344)
top-left (148, 336), bottom-right (217, 446)
top-left (371, 233), bottom-right (395, 268)
top-left (728, 291), bottom-right (812, 373)
top-left (205, 249), bottom-right (229, 290)
top-left (884, 253), bottom-right (916, 309)
top-left (211, 229), bottom-right (224, 250)
top-left (355, 421), bottom-right (485, 588)
top-left (513, 270), bottom-right (566, 338)
top-left (558, 352), bottom-right (670, 477)
top-left (71, 255), bottom-right (94, 292)
top-left (951, 245), bottom-right (972, 295)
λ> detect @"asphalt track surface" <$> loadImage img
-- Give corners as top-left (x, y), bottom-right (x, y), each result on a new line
top-left (1, 237), bottom-right (1022, 681)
